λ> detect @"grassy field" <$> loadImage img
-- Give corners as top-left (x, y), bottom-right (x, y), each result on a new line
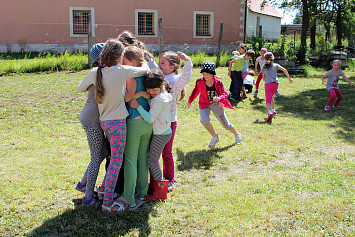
top-left (0, 67), bottom-right (354, 236)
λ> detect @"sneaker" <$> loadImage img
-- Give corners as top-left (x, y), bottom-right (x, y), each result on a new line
top-left (75, 181), bottom-right (86, 193)
top-left (267, 113), bottom-right (273, 124)
top-left (82, 194), bottom-right (100, 206)
top-left (235, 134), bottom-right (242, 145)
top-left (275, 91), bottom-right (280, 96)
top-left (332, 105), bottom-right (341, 109)
top-left (168, 182), bottom-right (174, 192)
top-left (324, 106), bottom-right (330, 112)
top-left (273, 111), bottom-right (277, 116)
top-left (253, 90), bottom-right (258, 95)
top-left (208, 135), bottom-right (219, 148)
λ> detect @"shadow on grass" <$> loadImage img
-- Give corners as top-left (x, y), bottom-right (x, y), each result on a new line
top-left (27, 199), bottom-right (157, 237)
top-left (250, 85), bottom-right (355, 142)
top-left (176, 144), bottom-right (234, 171)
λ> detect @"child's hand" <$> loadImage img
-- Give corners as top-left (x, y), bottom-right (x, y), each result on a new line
top-left (213, 97), bottom-right (220, 102)
top-left (187, 102), bottom-right (192, 107)
top-left (351, 83), bottom-right (355, 88)
top-left (228, 71), bottom-right (231, 77)
top-left (176, 51), bottom-right (190, 61)
top-left (129, 99), bottom-right (140, 109)
top-left (289, 78), bottom-right (293, 83)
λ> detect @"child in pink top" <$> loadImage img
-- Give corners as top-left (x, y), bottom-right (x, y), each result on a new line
top-left (188, 61), bottom-right (242, 148)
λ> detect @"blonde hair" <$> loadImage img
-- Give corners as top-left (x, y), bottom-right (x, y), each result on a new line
top-left (95, 39), bottom-right (124, 104)
top-left (160, 51), bottom-right (187, 101)
top-left (123, 46), bottom-right (145, 67)
top-left (333, 59), bottom-right (341, 65)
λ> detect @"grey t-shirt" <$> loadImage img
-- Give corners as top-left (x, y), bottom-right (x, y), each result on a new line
top-left (261, 63), bottom-right (280, 85)
top-left (79, 85), bottom-right (101, 128)
top-left (326, 70), bottom-right (345, 91)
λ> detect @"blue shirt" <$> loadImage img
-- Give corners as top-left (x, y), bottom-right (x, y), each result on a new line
top-left (126, 76), bottom-right (150, 119)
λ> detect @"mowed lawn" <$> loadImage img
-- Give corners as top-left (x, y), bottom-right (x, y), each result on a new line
top-left (0, 67), bottom-right (354, 236)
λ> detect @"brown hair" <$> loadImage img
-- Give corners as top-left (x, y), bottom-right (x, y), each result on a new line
top-left (95, 39), bottom-right (124, 104)
top-left (263, 52), bottom-right (274, 69)
top-left (160, 51), bottom-right (186, 100)
top-left (117, 30), bottom-right (137, 47)
top-left (123, 46), bottom-right (145, 67)
top-left (144, 70), bottom-right (172, 93)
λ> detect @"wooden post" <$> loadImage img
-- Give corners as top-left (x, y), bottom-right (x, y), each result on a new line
top-left (158, 17), bottom-right (163, 55)
top-left (87, 14), bottom-right (92, 65)
top-left (216, 22), bottom-right (224, 68)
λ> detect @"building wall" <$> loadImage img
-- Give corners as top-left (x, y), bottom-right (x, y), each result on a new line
top-left (247, 11), bottom-right (281, 40)
top-left (0, 0), bottom-right (245, 53)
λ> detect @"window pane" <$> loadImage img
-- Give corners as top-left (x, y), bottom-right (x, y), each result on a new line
top-left (73, 10), bottom-right (91, 34)
top-left (138, 12), bottom-right (154, 35)
top-left (196, 14), bottom-right (210, 36)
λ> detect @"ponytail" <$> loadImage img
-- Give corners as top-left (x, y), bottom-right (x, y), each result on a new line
top-left (95, 64), bottom-right (105, 104)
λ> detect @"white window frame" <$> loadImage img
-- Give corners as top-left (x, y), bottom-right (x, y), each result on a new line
top-left (135, 9), bottom-right (158, 38)
top-left (69, 7), bottom-right (95, 37)
top-left (193, 11), bottom-right (214, 39)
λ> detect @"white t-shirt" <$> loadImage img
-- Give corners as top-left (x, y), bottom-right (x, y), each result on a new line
top-left (244, 75), bottom-right (255, 86)
top-left (256, 56), bottom-right (266, 70)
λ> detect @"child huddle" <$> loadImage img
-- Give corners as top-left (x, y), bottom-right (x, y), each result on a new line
top-left (75, 32), bottom-right (354, 213)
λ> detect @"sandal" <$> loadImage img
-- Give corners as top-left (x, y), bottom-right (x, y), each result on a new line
top-left (102, 202), bottom-right (127, 212)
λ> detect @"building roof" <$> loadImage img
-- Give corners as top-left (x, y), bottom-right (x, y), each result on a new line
top-left (248, 0), bottom-right (283, 18)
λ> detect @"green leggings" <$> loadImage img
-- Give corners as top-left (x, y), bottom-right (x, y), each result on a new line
top-left (123, 119), bottom-right (152, 206)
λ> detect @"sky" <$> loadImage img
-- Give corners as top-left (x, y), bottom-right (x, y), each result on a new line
top-left (272, 0), bottom-right (298, 24)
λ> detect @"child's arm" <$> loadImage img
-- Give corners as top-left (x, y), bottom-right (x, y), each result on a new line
top-left (133, 91), bottom-right (151, 100)
top-left (278, 65), bottom-right (293, 83)
top-left (122, 64), bottom-right (149, 79)
top-left (145, 53), bottom-right (161, 72)
top-left (228, 60), bottom-right (235, 77)
top-left (216, 80), bottom-right (229, 101)
top-left (187, 81), bottom-right (200, 106)
top-left (254, 60), bottom-right (259, 72)
top-left (130, 99), bottom-right (163, 124)
top-left (341, 73), bottom-right (355, 87)
top-left (321, 74), bottom-right (328, 84)
top-left (77, 70), bottom-right (95, 92)
top-left (171, 52), bottom-right (193, 98)
top-left (125, 78), bottom-right (137, 102)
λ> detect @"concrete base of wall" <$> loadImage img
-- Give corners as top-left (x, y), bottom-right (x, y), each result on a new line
top-left (0, 44), bottom-right (236, 54)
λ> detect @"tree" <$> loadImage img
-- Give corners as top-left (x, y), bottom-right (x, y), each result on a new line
top-left (293, 11), bottom-right (302, 24)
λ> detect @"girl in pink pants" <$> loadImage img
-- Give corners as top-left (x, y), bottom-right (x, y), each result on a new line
top-left (261, 52), bottom-right (293, 124)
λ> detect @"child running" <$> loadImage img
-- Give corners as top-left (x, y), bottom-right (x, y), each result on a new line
top-left (130, 70), bottom-right (173, 201)
top-left (77, 39), bottom-right (149, 212)
top-left (261, 52), bottom-right (293, 124)
top-left (321, 59), bottom-right (355, 111)
top-left (157, 51), bottom-right (192, 191)
top-left (188, 61), bottom-right (242, 148)
top-left (75, 43), bottom-right (111, 206)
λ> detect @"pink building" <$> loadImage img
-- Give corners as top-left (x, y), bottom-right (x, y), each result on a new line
top-left (0, 0), bottom-right (246, 53)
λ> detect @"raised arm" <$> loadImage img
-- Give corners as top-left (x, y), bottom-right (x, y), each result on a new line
top-left (171, 52), bottom-right (193, 98)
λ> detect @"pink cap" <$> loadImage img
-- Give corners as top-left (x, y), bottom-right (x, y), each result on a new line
top-left (260, 48), bottom-right (267, 52)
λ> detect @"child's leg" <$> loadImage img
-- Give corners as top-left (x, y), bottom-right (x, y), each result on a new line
top-left (148, 134), bottom-right (172, 181)
top-left (333, 89), bottom-right (343, 106)
top-left (82, 125), bottom-right (109, 198)
top-left (161, 122), bottom-right (177, 182)
top-left (255, 72), bottom-right (263, 90)
top-left (265, 83), bottom-right (278, 113)
top-left (136, 120), bottom-right (153, 199)
top-left (327, 88), bottom-right (337, 106)
top-left (235, 71), bottom-right (243, 99)
top-left (229, 71), bottom-right (237, 98)
top-left (200, 107), bottom-right (217, 136)
top-left (123, 119), bottom-right (151, 206)
top-left (100, 119), bottom-right (126, 206)
top-left (210, 103), bottom-right (237, 134)
top-left (271, 98), bottom-right (275, 110)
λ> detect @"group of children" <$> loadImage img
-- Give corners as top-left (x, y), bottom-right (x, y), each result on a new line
top-left (75, 30), bottom-right (354, 213)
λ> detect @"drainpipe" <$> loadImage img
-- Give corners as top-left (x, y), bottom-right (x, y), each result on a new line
top-left (243, 0), bottom-right (248, 42)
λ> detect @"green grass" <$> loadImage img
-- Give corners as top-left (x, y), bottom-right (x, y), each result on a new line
top-left (0, 68), bottom-right (354, 236)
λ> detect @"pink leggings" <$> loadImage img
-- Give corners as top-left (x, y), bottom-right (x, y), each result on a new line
top-left (255, 72), bottom-right (263, 90)
top-left (327, 88), bottom-right (342, 106)
top-left (161, 121), bottom-right (177, 182)
top-left (265, 82), bottom-right (279, 104)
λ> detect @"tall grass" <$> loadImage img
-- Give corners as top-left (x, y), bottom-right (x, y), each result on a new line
top-left (0, 51), bottom-right (89, 76)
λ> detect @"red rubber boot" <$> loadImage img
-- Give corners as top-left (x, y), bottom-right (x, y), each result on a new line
top-left (144, 180), bottom-right (168, 201)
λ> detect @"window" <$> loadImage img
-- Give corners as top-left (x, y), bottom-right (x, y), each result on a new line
top-left (70, 7), bottom-right (95, 37)
top-left (193, 11), bottom-right (214, 38)
top-left (135, 9), bottom-right (158, 37)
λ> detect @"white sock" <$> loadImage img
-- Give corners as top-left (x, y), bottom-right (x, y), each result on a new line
top-left (268, 110), bottom-right (272, 114)
top-left (271, 109), bottom-right (275, 113)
